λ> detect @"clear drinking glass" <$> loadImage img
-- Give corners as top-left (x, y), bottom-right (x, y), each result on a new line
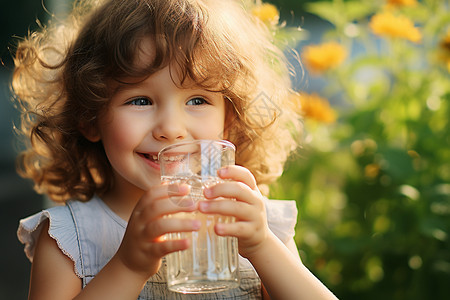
top-left (158, 140), bottom-right (240, 294)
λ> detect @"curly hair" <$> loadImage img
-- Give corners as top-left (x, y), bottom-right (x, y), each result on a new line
top-left (11, 0), bottom-right (302, 202)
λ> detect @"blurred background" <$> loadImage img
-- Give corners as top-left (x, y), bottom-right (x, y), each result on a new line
top-left (1, 0), bottom-right (449, 299)
top-left (1, 1), bottom-right (63, 298)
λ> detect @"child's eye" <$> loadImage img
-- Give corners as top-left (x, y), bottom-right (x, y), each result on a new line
top-left (127, 97), bottom-right (152, 106)
top-left (186, 97), bottom-right (208, 106)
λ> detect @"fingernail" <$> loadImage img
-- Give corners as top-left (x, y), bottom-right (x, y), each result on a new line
top-left (218, 167), bottom-right (228, 177)
top-left (215, 224), bottom-right (224, 235)
top-left (204, 187), bottom-right (212, 198)
top-left (168, 184), bottom-right (188, 195)
top-left (199, 201), bottom-right (209, 211)
top-left (192, 220), bottom-right (201, 230)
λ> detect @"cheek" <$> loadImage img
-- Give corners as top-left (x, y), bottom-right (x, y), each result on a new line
top-left (217, 113), bottom-right (226, 139)
top-left (200, 104), bottom-right (226, 139)
top-left (99, 115), bottom-right (144, 157)
top-left (198, 114), bottom-right (225, 139)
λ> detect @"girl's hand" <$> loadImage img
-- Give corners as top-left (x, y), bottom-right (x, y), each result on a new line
top-left (198, 165), bottom-right (269, 259)
top-left (115, 184), bottom-right (200, 280)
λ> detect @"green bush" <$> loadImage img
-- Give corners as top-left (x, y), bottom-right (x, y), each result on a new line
top-left (269, 0), bottom-right (450, 299)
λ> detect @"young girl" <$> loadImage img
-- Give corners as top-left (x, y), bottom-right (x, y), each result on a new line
top-left (13, 0), bottom-right (337, 299)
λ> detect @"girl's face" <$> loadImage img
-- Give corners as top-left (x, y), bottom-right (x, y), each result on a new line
top-left (91, 43), bottom-right (226, 197)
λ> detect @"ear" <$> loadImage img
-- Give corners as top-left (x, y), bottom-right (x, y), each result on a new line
top-left (79, 122), bottom-right (101, 142)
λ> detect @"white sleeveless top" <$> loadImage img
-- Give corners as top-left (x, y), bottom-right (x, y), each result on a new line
top-left (17, 196), bottom-right (297, 299)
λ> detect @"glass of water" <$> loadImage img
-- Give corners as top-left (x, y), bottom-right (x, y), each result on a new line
top-left (158, 139), bottom-right (240, 294)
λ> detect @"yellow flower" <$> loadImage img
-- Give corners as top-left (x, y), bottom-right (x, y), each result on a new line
top-left (386, 0), bottom-right (417, 7)
top-left (302, 42), bottom-right (347, 74)
top-left (251, 3), bottom-right (279, 26)
top-left (296, 93), bottom-right (337, 123)
top-left (369, 12), bottom-right (422, 43)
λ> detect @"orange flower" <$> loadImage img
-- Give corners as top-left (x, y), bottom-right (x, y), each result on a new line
top-left (302, 42), bottom-right (347, 74)
top-left (365, 163), bottom-right (381, 179)
top-left (440, 29), bottom-right (450, 50)
top-left (386, 0), bottom-right (418, 7)
top-left (296, 93), bottom-right (337, 123)
top-left (438, 29), bottom-right (450, 72)
top-left (369, 12), bottom-right (422, 43)
top-left (251, 3), bottom-right (279, 26)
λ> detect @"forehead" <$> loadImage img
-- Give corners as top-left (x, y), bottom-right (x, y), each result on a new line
top-left (111, 37), bottom-right (195, 93)
top-left (127, 36), bottom-right (215, 91)
top-left (112, 29), bottom-right (226, 95)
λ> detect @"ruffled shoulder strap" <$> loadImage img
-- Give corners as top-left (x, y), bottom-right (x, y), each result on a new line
top-left (264, 198), bottom-right (298, 243)
top-left (17, 204), bottom-right (83, 277)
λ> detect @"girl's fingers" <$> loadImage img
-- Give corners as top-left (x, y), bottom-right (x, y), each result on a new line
top-left (204, 181), bottom-right (261, 206)
top-left (143, 217), bottom-right (201, 241)
top-left (137, 183), bottom-right (189, 207)
top-left (214, 221), bottom-right (254, 240)
top-left (133, 184), bottom-right (193, 221)
top-left (217, 165), bottom-right (258, 190)
top-left (152, 239), bottom-right (191, 258)
top-left (198, 199), bottom-right (256, 221)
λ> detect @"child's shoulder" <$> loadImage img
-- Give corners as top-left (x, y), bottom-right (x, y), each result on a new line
top-left (17, 197), bottom-right (125, 277)
top-left (17, 201), bottom-right (82, 275)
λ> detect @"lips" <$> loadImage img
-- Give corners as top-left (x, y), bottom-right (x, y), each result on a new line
top-left (139, 153), bottom-right (159, 161)
top-left (137, 153), bottom-right (160, 171)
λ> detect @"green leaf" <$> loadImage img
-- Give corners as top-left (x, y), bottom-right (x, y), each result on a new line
top-left (379, 148), bottom-right (414, 181)
top-left (306, 1), bottom-right (375, 25)
top-left (305, 2), bottom-right (340, 24)
top-left (343, 1), bottom-right (376, 21)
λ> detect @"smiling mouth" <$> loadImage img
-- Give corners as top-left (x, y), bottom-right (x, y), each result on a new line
top-left (139, 153), bottom-right (159, 161)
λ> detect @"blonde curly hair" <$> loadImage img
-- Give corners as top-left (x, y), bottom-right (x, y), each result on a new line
top-left (11, 0), bottom-right (302, 202)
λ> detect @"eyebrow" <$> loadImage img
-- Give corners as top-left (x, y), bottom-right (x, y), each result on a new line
top-left (111, 78), bottom-right (148, 95)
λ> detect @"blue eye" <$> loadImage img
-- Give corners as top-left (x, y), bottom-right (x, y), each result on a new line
top-left (187, 97), bottom-right (208, 106)
top-left (128, 97), bottom-right (152, 106)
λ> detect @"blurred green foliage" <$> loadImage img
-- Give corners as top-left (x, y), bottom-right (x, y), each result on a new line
top-left (270, 0), bottom-right (450, 299)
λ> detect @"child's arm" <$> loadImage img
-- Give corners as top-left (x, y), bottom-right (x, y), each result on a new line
top-left (29, 219), bottom-right (154, 300)
top-left (28, 221), bottom-right (82, 299)
top-left (28, 184), bottom-right (197, 300)
top-left (200, 165), bottom-right (338, 300)
top-left (29, 223), bottom-right (147, 300)
top-left (247, 231), bottom-right (338, 300)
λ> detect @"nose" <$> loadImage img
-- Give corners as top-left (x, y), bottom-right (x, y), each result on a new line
top-left (152, 106), bottom-right (187, 142)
